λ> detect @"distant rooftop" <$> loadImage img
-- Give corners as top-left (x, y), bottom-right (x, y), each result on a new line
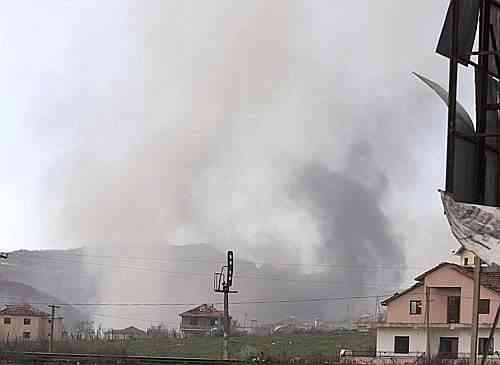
top-left (179, 304), bottom-right (224, 318)
top-left (382, 262), bottom-right (500, 305)
top-left (112, 326), bottom-right (146, 336)
top-left (0, 304), bottom-right (49, 317)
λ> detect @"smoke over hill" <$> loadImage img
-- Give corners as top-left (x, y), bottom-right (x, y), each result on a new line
top-left (0, 1), bottom-right (461, 326)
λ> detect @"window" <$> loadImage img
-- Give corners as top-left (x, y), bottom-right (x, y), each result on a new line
top-left (22, 332), bottom-right (30, 339)
top-left (3, 318), bottom-right (10, 325)
top-left (24, 318), bottom-right (31, 325)
top-left (410, 300), bottom-right (422, 315)
top-left (479, 338), bottom-right (494, 356)
top-left (439, 337), bottom-right (459, 358)
top-left (464, 257), bottom-right (469, 266)
top-left (447, 296), bottom-right (460, 323)
top-left (394, 336), bottom-right (410, 354)
top-left (189, 317), bottom-right (198, 326)
top-left (479, 299), bottom-right (490, 314)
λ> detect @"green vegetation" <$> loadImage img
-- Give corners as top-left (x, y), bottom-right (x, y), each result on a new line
top-left (1, 332), bottom-right (375, 362)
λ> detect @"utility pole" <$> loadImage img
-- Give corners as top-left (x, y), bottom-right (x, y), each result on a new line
top-left (48, 305), bottom-right (60, 353)
top-left (214, 251), bottom-right (237, 360)
top-left (425, 286), bottom-right (430, 365)
top-left (481, 304), bottom-right (500, 365)
top-left (223, 282), bottom-right (229, 358)
top-left (470, 256), bottom-right (481, 365)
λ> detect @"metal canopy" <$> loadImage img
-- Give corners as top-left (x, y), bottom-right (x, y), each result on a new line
top-left (437, 0), bottom-right (480, 65)
top-left (434, 0), bottom-right (500, 207)
top-left (415, 73), bottom-right (478, 204)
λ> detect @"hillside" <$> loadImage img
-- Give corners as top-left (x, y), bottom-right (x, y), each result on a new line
top-left (0, 245), bottom-right (394, 329)
top-left (0, 279), bottom-right (86, 329)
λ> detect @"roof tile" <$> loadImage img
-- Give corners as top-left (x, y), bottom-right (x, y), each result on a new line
top-left (0, 304), bottom-right (49, 317)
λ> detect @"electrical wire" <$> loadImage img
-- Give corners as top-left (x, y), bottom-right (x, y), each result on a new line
top-left (33, 251), bottom-right (429, 271)
top-left (0, 293), bottom-right (395, 307)
top-left (10, 256), bottom-right (416, 287)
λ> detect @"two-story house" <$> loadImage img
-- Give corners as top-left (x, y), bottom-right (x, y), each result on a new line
top-left (0, 304), bottom-right (63, 342)
top-left (179, 304), bottom-right (224, 337)
top-left (378, 249), bottom-right (500, 358)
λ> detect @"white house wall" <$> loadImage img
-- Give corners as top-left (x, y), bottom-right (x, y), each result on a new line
top-left (377, 328), bottom-right (427, 354)
top-left (378, 327), bottom-right (500, 356)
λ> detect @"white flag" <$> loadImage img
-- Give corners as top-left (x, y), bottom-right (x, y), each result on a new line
top-left (440, 190), bottom-right (500, 266)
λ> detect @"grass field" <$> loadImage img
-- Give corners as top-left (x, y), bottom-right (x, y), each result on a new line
top-left (2, 331), bottom-right (375, 361)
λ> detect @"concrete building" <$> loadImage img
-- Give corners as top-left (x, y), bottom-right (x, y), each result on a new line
top-left (0, 304), bottom-right (63, 342)
top-left (179, 304), bottom-right (224, 337)
top-left (377, 248), bottom-right (500, 358)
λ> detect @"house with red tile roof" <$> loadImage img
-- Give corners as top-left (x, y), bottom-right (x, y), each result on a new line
top-left (0, 304), bottom-right (63, 341)
top-left (377, 249), bottom-right (500, 359)
top-left (179, 304), bottom-right (224, 337)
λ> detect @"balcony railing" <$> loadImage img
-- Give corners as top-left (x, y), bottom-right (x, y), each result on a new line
top-left (438, 353), bottom-right (500, 359)
top-left (341, 351), bottom-right (425, 358)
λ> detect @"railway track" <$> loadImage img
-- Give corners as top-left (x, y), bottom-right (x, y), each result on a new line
top-left (0, 351), bottom-right (245, 364)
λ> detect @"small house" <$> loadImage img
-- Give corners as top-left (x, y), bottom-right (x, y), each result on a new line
top-left (377, 249), bottom-right (500, 358)
top-left (110, 326), bottom-right (147, 340)
top-left (179, 304), bottom-right (224, 337)
top-left (0, 304), bottom-right (63, 342)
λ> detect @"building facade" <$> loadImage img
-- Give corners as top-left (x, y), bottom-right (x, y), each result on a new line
top-left (378, 249), bottom-right (500, 358)
top-left (0, 304), bottom-right (63, 342)
top-left (179, 304), bottom-right (224, 337)
top-left (109, 326), bottom-right (147, 340)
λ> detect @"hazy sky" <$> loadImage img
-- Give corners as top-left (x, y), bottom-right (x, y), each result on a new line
top-left (0, 1), bottom-right (476, 272)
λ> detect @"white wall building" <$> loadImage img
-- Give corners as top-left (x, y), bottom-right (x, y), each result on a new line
top-left (377, 249), bottom-right (500, 358)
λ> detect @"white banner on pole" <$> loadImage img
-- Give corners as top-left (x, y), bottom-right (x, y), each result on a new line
top-left (440, 190), bottom-right (500, 266)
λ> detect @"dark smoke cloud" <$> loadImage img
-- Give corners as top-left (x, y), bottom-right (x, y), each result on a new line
top-left (293, 153), bottom-right (404, 272)
top-left (1, 1), bottom-right (467, 326)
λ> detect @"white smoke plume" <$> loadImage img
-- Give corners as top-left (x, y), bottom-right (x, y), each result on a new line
top-left (0, 1), bottom-right (469, 326)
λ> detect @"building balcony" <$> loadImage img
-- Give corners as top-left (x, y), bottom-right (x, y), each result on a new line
top-left (375, 322), bottom-right (499, 329)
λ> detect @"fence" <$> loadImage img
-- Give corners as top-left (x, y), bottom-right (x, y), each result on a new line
top-left (340, 352), bottom-right (500, 365)
top-left (0, 351), bottom-right (245, 364)
top-left (340, 351), bottom-right (425, 365)
top-left (342, 351), bottom-right (425, 357)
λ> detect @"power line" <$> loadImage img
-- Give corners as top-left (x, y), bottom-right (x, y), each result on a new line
top-left (3, 291), bottom-right (497, 310)
top-left (4, 262), bottom-right (407, 291)
top-left (88, 312), bottom-right (178, 325)
top-left (12, 250), bottom-right (429, 271)
top-left (0, 293), bottom-right (395, 307)
top-left (10, 256), bottom-right (415, 287)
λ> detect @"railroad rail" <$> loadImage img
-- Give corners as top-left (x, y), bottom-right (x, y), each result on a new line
top-left (0, 351), bottom-right (245, 364)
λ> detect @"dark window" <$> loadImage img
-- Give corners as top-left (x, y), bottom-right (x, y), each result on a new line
top-left (3, 318), bottom-right (10, 325)
top-left (24, 318), bottom-right (31, 325)
top-left (22, 332), bottom-right (30, 339)
top-left (410, 300), bottom-right (422, 315)
top-left (447, 296), bottom-right (460, 323)
top-left (479, 338), bottom-right (494, 356)
top-left (479, 299), bottom-right (490, 314)
top-left (439, 337), bottom-right (459, 358)
top-left (189, 317), bottom-right (198, 326)
top-left (464, 257), bottom-right (469, 266)
top-left (394, 336), bottom-right (409, 354)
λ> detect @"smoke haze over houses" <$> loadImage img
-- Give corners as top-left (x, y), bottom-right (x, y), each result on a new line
top-left (0, 1), bottom-right (475, 326)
